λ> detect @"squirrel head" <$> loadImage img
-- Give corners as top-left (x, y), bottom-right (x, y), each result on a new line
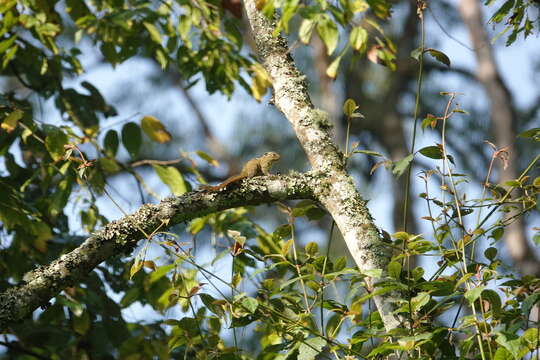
top-left (263, 152), bottom-right (280, 161)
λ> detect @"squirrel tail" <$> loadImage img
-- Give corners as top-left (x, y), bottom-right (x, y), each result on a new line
top-left (201, 174), bottom-right (244, 191)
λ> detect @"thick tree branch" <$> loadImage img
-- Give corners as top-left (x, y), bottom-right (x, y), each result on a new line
top-left (243, 1), bottom-right (404, 330)
top-left (0, 173), bottom-right (316, 331)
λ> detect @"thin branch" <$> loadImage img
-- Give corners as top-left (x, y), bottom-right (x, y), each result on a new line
top-left (459, 0), bottom-right (539, 275)
top-left (178, 80), bottom-right (214, 141)
top-left (130, 158), bottom-right (183, 167)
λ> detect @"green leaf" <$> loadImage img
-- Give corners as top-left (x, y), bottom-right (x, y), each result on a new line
top-left (366, 0), bottom-right (392, 19)
top-left (491, 227), bottom-right (504, 241)
top-left (155, 48), bottom-right (168, 69)
top-left (279, 0), bottom-right (298, 34)
top-left (241, 297), bottom-right (258, 314)
top-left (398, 332), bottom-right (434, 350)
top-left (44, 126), bottom-right (69, 161)
top-left (0, 0), bottom-right (17, 14)
top-left (495, 331), bottom-right (522, 360)
top-left (66, 0), bottom-right (91, 20)
top-left (517, 127), bottom-right (539, 139)
top-left (305, 242), bottom-right (318, 256)
top-left (534, 232), bottom-right (540, 246)
top-left (103, 130), bottom-right (119, 157)
top-left (484, 247), bottom-right (497, 261)
top-left (299, 19), bottom-right (315, 44)
top-left (0, 35), bottom-right (16, 54)
top-left (333, 256), bottom-right (347, 271)
top-left (98, 158), bottom-right (120, 174)
top-left (1, 44), bottom-right (18, 68)
top-left (464, 285), bottom-right (485, 304)
top-left (523, 328), bottom-right (539, 350)
top-left (343, 98), bottom-right (358, 117)
top-left (189, 217), bottom-right (208, 235)
top-left (199, 293), bottom-right (225, 317)
top-left (392, 154), bottom-right (413, 177)
top-left (421, 113), bottom-right (438, 129)
top-left (37, 23), bottom-right (60, 37)
top-left (326, 51), bottom-right (343, 79)
top-left (178, 15), bottom-right (191, 40)
top-left (349, 26), bottom-right (368, 52)
top-left (279, 274), bottom-right (311, 290)
top-left (281, 239), bottom-right (293, 257)
top-left (298, 337), bottom-right (326, 360)
top-left (426, 49), bottom-right (451, 67)
top-left (72, 311), bottom-right (91, 335)
top-left (411, 47), bottom-right (423, 61)
top-left (388, 261), bottom-right (401, 279)
top-left (120, 287), bottom-right (140, 308)
top-left (412, 267), bottom-right (424, 281)
top-left (149, 263), bottom-right (175, 284)
top-left (363, 268), bottom-right (382, 278)
top-left (418, 145), bottom-right (443, 159)
top-left (100, 42), bottom-right (118, 65)
top-left (417, 280), bottom-right (455, 296)
top-left (489, 0), bottom-right (515, 24)
top-left (121, 122), bottom-right (142, 158)
top-left (411, 292), bottom-right (430, 312)
top-left (317, 18), bottom-right (338, 55)
top-left (306, 207), bottom-right (326, 221)
top-left (274, 224), bottom-right (292, 239)
top-left (482, 289), bottom-right (502, 318)
top-left (152, 164), bottom-right (187, 196)
top-left (522, 293), bottom-right (540, 316)
top-left (368, 342), bottom-right (402, 356)
top-left (143, 22), bottom-right (162, 44)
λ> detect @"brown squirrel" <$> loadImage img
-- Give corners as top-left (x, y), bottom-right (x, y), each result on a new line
top-left (202, 152), bottom-right (280, 191)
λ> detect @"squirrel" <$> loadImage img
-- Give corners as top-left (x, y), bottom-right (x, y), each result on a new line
top-left (202, 152), bottom-right (281, 191)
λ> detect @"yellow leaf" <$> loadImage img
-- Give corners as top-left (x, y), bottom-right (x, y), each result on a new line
top-left (250, 63), bottom-right (272, 102)
top-left (143, 260), bottom-right (157, 271)
top-left (130, 259), bottom-right (143, 279)
top-left (196, 150), bottom-right (219, 167)
top-left (141, 115), bottom-right (172, 143)
top-left (281, 239), bottom-right (293, 256)
top-left (143, 22), bottom-right (162, 44)
top-left (1, 109), bottom-right (23, 133)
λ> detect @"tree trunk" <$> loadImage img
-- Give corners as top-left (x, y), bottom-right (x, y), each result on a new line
top-left (243, 0), bottom-right (407, 331)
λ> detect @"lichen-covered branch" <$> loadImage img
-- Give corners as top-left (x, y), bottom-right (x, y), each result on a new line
top-left (0, 173), bottom-right (316, 331)
top-left (243, 0), bottom-right (404, 330)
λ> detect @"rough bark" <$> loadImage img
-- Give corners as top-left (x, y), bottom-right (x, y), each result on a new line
top-left (311, 34), bottom-right (344, 143)
top-left (0, 173), bottom-right (316, 331)
top-left (243, 1), bottom-right (405, 331)
top-left (459, 0), bottom-right (540, 275)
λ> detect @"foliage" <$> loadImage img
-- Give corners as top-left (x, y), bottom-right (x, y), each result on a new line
top-left (485, 0), bottom-right (540, 45)
top-left (0, 0), bottom-right (539, 359)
